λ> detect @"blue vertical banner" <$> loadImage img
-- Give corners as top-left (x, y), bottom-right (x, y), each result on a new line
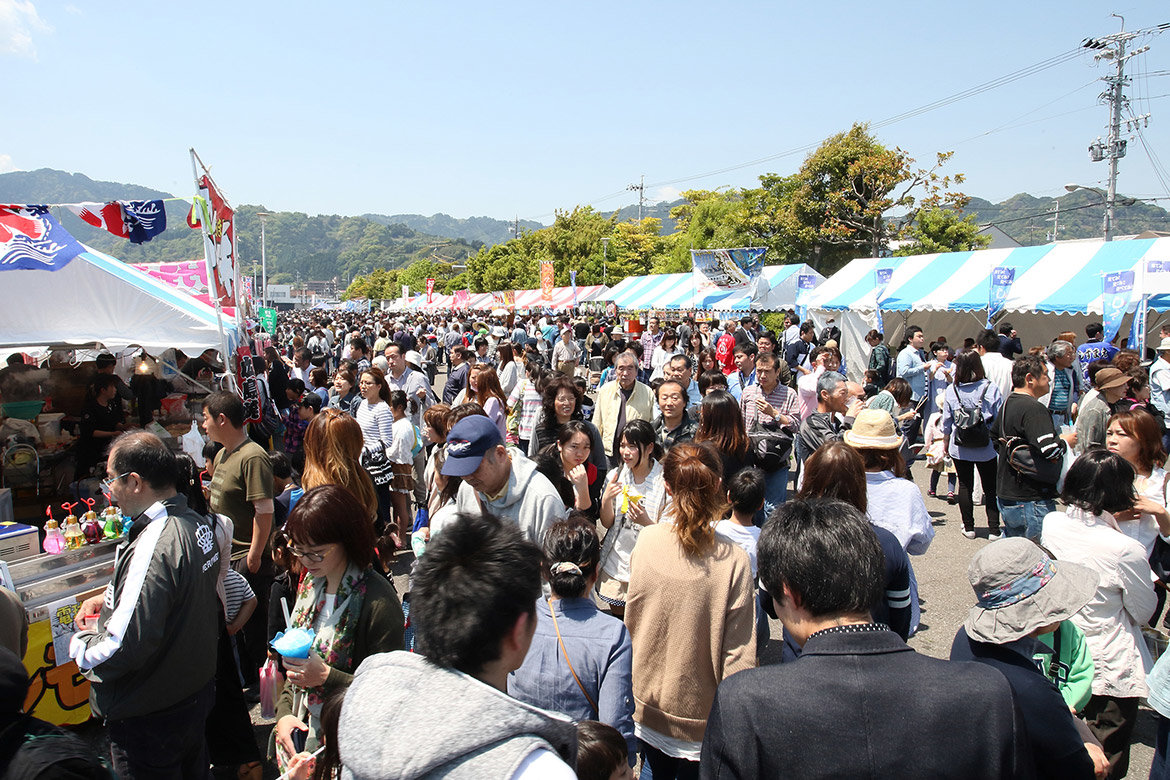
top-left (986, 267), bottom-right (1016, 326)
top-left (570, 270), bottom-right (577, 306)
top-left (874, 268), bottom-right (893, 335)
top-left (795, 273), bottom-right (817, 324)
top-left (1102, 270), bottom-right (1134, 347)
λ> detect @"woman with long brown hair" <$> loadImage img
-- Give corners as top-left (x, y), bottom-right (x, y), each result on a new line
top-left (472, 364), bottom-right (509, 438)
top-left (301, 408), bottom-right (377, 525)
top-left (1106, 407), bottom-right (1170, 555)
top-left (693, 389), bottom-right (752, 488)
top-left (624, 442), bottom-right (755, 778)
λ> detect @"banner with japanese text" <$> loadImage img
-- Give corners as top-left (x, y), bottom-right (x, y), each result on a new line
top-left (541, 261), bottom-right (554, 305)
top-left (1102, 271), bottom-right (1134, 346)
top-left (987, 267), bottom-right (1015, 326)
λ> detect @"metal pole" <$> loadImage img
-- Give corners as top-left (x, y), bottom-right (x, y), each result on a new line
top-left (258, 213), bottom-right (269, 309)
top-left (1104, 35), bottom-right (1126, 242)
top-left (601, 237), bottom-right (609, 286)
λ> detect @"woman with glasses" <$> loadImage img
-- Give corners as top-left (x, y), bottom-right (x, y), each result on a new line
top-left (355, 368), bottom-right (395, 535)
top-left (273, 485), bottom-right (404, 759)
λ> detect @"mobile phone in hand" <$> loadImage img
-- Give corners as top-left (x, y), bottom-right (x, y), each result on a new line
top-left (292, 726), bottom-right (308, 753)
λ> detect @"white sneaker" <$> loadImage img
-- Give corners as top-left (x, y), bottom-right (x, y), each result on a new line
top-left (962, 530), bottom-right (976, 539)
top-left (988, 532), bottom-right (1003, 541)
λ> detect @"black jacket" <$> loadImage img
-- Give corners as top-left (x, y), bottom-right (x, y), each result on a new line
top-left (700, 627), bottom-right (1033, 779)
top-left (70, 495), bottom-right (220, 720)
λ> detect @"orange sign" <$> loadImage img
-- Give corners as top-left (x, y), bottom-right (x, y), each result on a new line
top-left (540, 262), bottom-right (554, 304)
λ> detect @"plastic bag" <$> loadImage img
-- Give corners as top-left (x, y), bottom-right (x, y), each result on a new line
top-left (181, 421), bottom-right (206, 468)
top-left (259, 657), bottom-right (283, 720)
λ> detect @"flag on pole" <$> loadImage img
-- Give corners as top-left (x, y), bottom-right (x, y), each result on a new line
top-left (874, 268), bottom-right (894, 335)
top-left (426, 278), bottom-right (435, 303)
top-left (191, 172), bottom-right (237, 308)
top-left (795, 274), bottom-right (817, 323)
top-left (570, 270), bottom-right (578, 306)
top-left (0, 205), bottom-right (85, 272)
top-left (1102, 271), bottom-right (1134, 346)
top-left (65, 200), bottom-right (167, 244)
top-left (454, 289), bottom-right (469, 310)
top-left (986, 267), bottom-right (1015, 326)
top-left (541, 261), bottom-right (554, 305)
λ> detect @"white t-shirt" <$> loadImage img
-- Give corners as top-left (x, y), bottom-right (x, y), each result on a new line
top-left (312, 593), bottom-right (336, 632)
top-left (714, 520), bottom-right (761, 577)
top-left (512, 749), bottom-right (576, 779)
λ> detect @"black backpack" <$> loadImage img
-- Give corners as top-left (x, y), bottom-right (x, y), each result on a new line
top-left (952, 383), bottom-right (991, 448)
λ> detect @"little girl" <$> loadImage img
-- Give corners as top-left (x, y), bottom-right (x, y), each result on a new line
top-left (386, 390), bottom-right (418, 547)
top-left (923, 390), bottom-right (957, 502)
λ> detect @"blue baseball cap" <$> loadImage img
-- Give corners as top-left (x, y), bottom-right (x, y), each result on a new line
top-left (442, 415), bottom-right (503, 477)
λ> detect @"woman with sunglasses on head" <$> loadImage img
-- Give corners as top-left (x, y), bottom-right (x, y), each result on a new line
top-left (273, 485), bottom-right (404, 759)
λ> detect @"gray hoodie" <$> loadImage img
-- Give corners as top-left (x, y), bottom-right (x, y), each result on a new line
top-left (339, 651), bottom-right (577, 780)
top-left (454, 447), bottom-right (568, 544)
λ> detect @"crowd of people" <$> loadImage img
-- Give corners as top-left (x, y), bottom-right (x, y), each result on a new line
top-left (31, 307), bottom-right (1170, 778)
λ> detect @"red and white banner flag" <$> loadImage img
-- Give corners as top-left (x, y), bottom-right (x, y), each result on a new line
top-left (426, 278), bottom-right (435, 303)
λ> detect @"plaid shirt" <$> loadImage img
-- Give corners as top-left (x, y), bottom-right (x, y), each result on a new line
top-left (741, 381), bottom-right (801, 431)
top-left (282, 407), bottom-right (308, 454)
top-left (640, 330), bottom-right (663, 369)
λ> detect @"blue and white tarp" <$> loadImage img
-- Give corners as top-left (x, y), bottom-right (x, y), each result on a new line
top-left (809, 238), bottom-right (1170, 315)
top-left (606, 264), bottom-right (825, 311)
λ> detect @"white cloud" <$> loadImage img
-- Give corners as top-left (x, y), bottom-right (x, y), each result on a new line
top-left (0, 154), bottom-right (18, 173)
top-left (652, 185), bottom-right (682, 203)
top-left (0, 1), bottom-right (51, 60)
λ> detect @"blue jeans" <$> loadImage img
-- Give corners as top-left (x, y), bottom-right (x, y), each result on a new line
top-left (755, 467), bottom-right (789, 525)
top-left (997, 498), bottom-right (1055, 540)
top-left (639, 741), bottom-right (699, 780)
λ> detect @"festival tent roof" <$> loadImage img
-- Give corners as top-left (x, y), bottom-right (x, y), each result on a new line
top-left (0, 245), bottom-right (235, 353)
top-left (809, 238), bottom-right (1170, 315)
top-left (605, 264), bottom-right (823, 311)
top-left (512, 285), bottom-right (609, 309)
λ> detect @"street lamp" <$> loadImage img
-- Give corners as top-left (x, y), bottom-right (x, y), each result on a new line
top-left (601, 237), bottom-right (609, 286)
top-left (1064, 183), bottom-right (1137, 242)
top-left (257, 212), bottom-right (272, 308)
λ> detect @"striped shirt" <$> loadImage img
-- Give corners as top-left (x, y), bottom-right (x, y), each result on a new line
top-left (740, 381), bottom-right (802, 431)
top-left (355, 399), bottom-right (395, 452)
top-left (222, 568), bottom-right (255, 622)
top-left (508, 378), bottom-right (543, 442)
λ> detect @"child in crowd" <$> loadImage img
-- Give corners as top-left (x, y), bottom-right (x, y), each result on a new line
top-left (715, 467), bottom-right (767, 653)
top-left (222, 567), bottom-right (258, 687)
top-left (923, 390), bottom-right (957, 502)
top-left (575, 721), bottom-right (634, 780)
top-left (575, 375), bottom-right (595, 421)
top-left (863, 369), bottom-right (882, 399)
top-left (386, 390), bottom-right (418, 545)
top-left (266, 532), bottom-right (301, 653)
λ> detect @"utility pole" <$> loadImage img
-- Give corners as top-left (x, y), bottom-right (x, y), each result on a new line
top-left (1083, 16), bottom-right (1160, 241)
top-left (627, 175), bottom-right (645, 222)
top-left (257, 212), bottom-right (271, 308)
top-left (1046, 201), bottom-right (1059, 243)
top-left (514, 216), bottom-right (520, 240)
top-left (601, 236), bottom-right (609, 286)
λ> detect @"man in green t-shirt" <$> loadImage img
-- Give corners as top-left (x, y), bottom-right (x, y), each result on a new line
top-left (203, 391), bottom-right (274, 678)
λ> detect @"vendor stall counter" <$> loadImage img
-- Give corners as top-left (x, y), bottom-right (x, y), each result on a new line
top-left (7, 539), bottom-right (118, 724)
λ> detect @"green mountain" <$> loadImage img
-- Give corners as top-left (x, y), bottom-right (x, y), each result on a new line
top-left (0, 168), bottom-right (482, 285)
top-left (360, 212), bottom-right (543, 246)
top-left (963, 191), bottom-right (1170, 245)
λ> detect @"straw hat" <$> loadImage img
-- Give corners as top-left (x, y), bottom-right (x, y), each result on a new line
top-left (842, 409), bottom-right (903, 450)
top-left (964, 538), bottom-right (1098, 644)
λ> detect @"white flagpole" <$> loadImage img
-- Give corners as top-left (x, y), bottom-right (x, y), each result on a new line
top-left (190, 149), bottom-right (237, 392)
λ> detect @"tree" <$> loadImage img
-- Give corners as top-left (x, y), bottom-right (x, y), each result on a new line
top-left (893, 208), bottom-right (991, 256)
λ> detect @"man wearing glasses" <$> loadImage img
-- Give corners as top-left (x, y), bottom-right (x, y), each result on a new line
top-left (71, 432), bottom-right (220, 778)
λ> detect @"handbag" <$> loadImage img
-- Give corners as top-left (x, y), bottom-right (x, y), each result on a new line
top-left (749, 417), bottom-right (793, 473)
top-left (360, 440), bottom-right (394, 486)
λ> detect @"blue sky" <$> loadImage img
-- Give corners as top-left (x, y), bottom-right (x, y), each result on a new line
top-left (2, 1), bottom-right (1168, 225)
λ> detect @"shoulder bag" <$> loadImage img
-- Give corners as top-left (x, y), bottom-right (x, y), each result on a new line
top-left (360, 440), bottom-right (394, 486)
top-left (548, 600), bottom-right (598, 717)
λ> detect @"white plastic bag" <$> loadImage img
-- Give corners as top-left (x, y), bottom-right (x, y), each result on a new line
top-left (182, 421), bottom-right (206, 468)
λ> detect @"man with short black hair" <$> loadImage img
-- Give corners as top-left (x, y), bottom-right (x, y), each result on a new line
top-left (444, 345), bottom-right (471, 404)
top-left (71, 432), bottom-right (220, 779)
top-left (699, 499), bottom-right (1032, 779)
top-left (998, 322), bottom-right (1023, 360)
top-left (978, 328), bottom-right (1014, 399)
top-left (993, 356), bottom-right (1077, 540)
top-left (202, 391), bottom-right (274, 677)
top-left (784, 322), bottom-right (816, 376)
top-left (1076, 323), bottom-right (1119, 386)
top-left (726, 342), bottom-right (758, 402)
top-left (338, 513), bottom-right (576, 778)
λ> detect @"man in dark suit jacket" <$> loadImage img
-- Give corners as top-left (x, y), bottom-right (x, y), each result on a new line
top-left (700, 499), bottom-right (1033, 780)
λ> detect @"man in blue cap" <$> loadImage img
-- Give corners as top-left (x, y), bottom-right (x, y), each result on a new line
top-left (443, 415), bottom-right (567, 544)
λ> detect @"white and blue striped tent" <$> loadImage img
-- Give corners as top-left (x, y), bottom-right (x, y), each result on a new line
top-left (606, 263), bottom-right (824, 311)
top-left (808, 238), bottom-right (1170, 380)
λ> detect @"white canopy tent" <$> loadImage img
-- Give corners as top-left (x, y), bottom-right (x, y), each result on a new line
top-left (0, 245), bottom-right (236, 354)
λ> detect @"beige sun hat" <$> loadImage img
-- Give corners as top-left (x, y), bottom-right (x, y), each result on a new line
top-left (842, 408), bottom-right (904, 450)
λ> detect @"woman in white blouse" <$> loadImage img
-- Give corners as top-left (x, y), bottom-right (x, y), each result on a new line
top-left (1041, 448), bottom-right (1157, 777)
top-left (355, 367), bottom-right (395, 536)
